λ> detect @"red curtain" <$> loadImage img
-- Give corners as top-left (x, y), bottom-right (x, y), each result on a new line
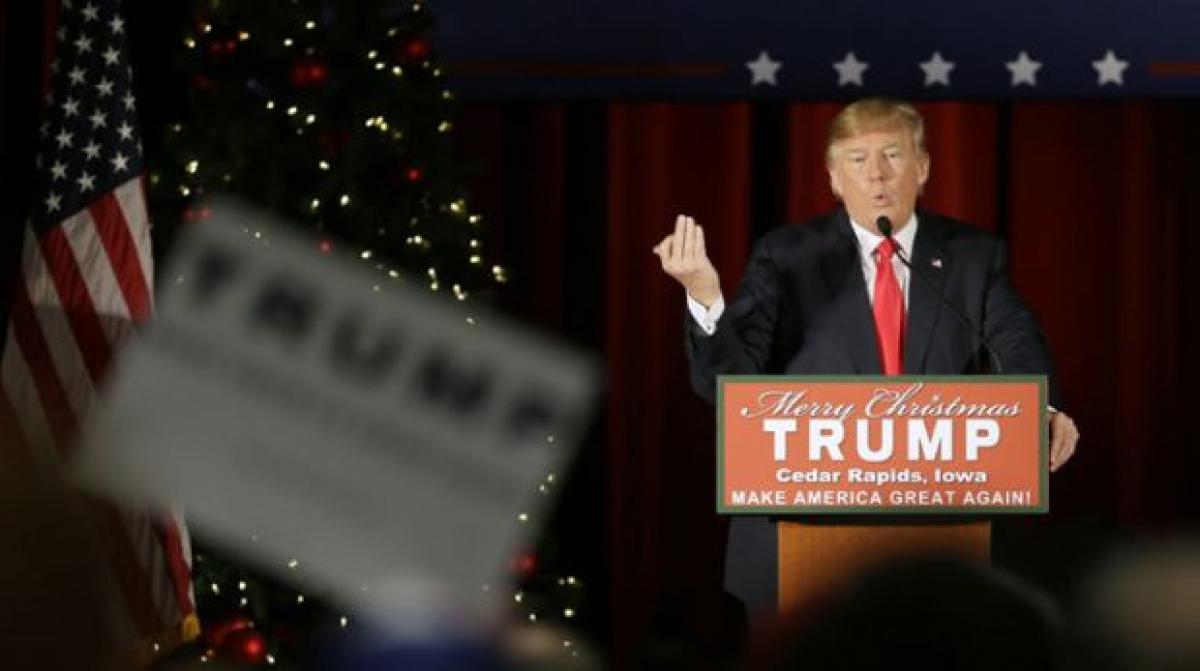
top-left (461, 100), bottom-right (1200, 660)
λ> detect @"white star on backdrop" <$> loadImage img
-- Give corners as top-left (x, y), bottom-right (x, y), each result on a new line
top-left (68, 67), bottom-right (86, 86)
top-left (45, 192), bottom-right (62, 213)
top-left (50, 161), bottom-right (68, 181)
top-left (110, 152), bottom-right (130, 172)
top-left (83, 140), bottom-right (101, 160)
top-left (1092, 49), bottom-right (1128, 86)
top-left (1006, 51), bottom-right (1042, 87)
top-left (63, 97), bottom-right (80, 116)
top-left (745, 50), bottom-right (782, 86)
top-left (833, 51), bottom-right (869, 86)
top-left (919, 51), bottom-right (955, 86)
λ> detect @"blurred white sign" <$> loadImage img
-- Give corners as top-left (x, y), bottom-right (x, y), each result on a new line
top-left (74, 199), bottom-right (596, 633)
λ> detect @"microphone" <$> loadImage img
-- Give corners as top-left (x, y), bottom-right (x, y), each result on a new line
top-left (875, 215), bottom-right (1004, 374)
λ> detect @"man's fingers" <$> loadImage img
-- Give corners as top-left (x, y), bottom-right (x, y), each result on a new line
top-left (1048, 415), bottom-right (1064, 471)
top-left (672, 215), bottom-right (687, 263)
top-left (687, 217), bottom-right (702, 261)
top-left (680, 218), bottom-right (693, 260)
top-left (696, 222), bottom-right (707, 259)
top-left (1049, 414), bottom-right (1078, 472)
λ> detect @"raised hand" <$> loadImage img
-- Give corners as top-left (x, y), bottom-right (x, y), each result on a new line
top-left (653, 214), bottom-right (721, 307)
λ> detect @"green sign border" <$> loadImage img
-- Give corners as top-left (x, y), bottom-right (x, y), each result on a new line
top-left (716, 375), bottom-right (1049, 516)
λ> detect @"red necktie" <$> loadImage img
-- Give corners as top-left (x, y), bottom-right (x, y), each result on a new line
top-left (872, 239), bottom-right (905, 375)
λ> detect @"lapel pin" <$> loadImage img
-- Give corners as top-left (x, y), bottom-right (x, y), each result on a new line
top-left (931, 258), bottom-right (943, 269)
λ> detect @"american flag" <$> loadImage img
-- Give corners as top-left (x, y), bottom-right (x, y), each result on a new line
top-left (0, 0), bottom-right (196, 652)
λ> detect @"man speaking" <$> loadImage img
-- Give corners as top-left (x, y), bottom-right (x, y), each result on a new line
top-left (653, 98), bottom-right (1079, 614)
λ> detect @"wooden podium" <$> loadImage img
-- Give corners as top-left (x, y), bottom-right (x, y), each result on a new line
top-left (776, 520), bottom-right (991, 611)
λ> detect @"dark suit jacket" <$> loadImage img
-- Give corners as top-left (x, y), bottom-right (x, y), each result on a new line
top-left (684, 207), bottom-right (1060, 613)
top-left (686, 207), bottom-right (1059, 402)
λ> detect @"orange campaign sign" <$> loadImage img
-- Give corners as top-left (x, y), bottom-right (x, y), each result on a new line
top-left (717, 376), bottom-right (1048, 514)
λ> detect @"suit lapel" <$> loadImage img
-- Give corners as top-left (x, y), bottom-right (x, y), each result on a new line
top-left (820, 210), bottom-right (882, 374)
top-left (903, 214), bottom-right (948, 374)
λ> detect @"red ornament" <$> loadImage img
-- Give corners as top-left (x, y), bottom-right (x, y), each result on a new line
top-left (317, 238), bottom-right (333, 254)
top-left (289, 57), bottom-right (329, 88)
top-left (405, 167), bottom-right (424, 183)
top-left (220, 628), bottom-right (268, 665)
top-left (206, 37), bottom-right (238, 59)
top-left (509, 552), bottom-right (538, 578)
top-left (205, 614), bottom-right (254, 649)
top-left (402, 38), bottom-right (431, 61)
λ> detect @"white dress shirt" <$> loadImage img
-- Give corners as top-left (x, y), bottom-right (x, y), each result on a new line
top-left (687, 214), bottom-right (919, 335)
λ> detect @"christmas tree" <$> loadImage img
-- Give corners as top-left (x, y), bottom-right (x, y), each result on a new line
top-left (151, 0), bottom-right (502, 299)
top-left (145, 1), bottom-right (587, 665)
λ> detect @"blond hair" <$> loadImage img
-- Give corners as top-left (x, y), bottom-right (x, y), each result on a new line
top-left (826, 98), bottom-right (927, 165)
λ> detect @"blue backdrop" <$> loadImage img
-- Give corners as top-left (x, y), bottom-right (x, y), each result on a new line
top-left (432, 0), bottom-right (1200, 99)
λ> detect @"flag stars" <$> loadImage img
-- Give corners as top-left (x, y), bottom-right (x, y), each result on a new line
top-left (919, 51), bottom-right (955, 86)
top-left (74, 34), bottom-right (93, 53)
top-left (1092, 49), bottom-right (1128, 86)
top-left (50, 161), bottom-right (68, 181)
top-left (45, 192), bottom-right (63, 213)
top-left (76, 171), bottom-right (96, 193)
top-left (110, 152), bottom-right (130, 173)
top-left (110, 16), bottom-right (124, 34)
top-left (102, 46), bottom-right (120, 66)
top-left (833, 51), bottom-right (869, 86)
top-left (122, 92), bottom-right (135, 111)
top-left (1007, 51), bottom-right (1042, 87)
top-left (81, 3), bottom-right (99, 21)
top-left (56, 128), bottom-right (74, 148)
top-left (96, 78), bottom-right (115, 97)
top-left (116, 122), bottom-right (134, 141)
top-left (745, 50), bottom-right (782, 86)
top-left (89, 109), bottom-right (107, 129)
top-left (63, 97), bottom-right (80, 116)
top-left (83, 141), bottom-right (102, 161)
top-left (40, 121), bottom-right (51, 138)
top-left (68, 67), bottom-right (86, 86)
